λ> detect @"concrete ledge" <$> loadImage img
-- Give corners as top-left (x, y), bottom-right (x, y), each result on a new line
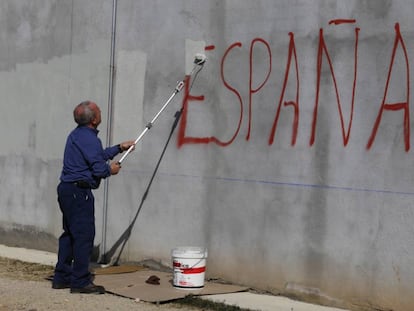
top-left (0, 244), bottom-right (56, 266)
top-left (201, 292), bottom-right (349, 311)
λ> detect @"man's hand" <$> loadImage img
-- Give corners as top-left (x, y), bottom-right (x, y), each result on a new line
top-left (119, 141), bottom-right (136, 152)
top-left (110, 162), bottom-right (121, 175)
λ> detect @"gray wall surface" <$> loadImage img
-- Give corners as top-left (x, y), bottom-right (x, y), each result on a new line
top-left (1, 1), bottom-right (413, 310)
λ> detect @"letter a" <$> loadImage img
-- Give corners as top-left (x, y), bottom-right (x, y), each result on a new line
top-left (366, 23), bottom-right (410, 151)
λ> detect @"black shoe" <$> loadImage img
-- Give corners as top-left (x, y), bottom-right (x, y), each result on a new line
top-left (52, 282), bottom-right (71, 289)
top-left (70, 283), bottom-right (105, 294)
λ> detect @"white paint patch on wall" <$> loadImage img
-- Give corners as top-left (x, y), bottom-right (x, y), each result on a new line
top-left (0, 40), bottom-right (110, 160)
top-left (112, 49), bottom-right (147, 149)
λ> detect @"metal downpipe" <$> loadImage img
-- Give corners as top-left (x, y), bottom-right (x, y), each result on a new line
top-left (100, 0), bottom-right (117, 264)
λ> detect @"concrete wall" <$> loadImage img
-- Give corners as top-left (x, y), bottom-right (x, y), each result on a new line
top-left (1, 1), bottom-right (414, 310)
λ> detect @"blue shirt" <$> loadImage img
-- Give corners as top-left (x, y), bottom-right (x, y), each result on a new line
top-left (60, 126), bottom-right (120, 188)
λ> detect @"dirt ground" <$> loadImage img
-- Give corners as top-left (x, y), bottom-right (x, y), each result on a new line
top-left (0, 256), bottom-right (203, 311)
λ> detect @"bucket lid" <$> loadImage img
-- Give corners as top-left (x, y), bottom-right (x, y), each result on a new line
top-left (171, 246), bottom-right (208, 258)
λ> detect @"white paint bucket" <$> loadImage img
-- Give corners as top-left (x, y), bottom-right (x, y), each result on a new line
top-left (172, 246), bottom-right (208, 289)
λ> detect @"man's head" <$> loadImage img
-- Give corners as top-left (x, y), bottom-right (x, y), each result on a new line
top-left (73, 101), bottom-right (102, 128)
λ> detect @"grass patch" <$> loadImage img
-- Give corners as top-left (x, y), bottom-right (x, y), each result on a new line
top-left (0, 256), bottom-right (54, 281)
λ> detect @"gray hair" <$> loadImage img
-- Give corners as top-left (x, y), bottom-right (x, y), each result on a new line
top-left (73, 101), bottom-right (96, 125)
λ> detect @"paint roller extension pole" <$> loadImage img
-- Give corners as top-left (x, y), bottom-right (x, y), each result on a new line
top-left (117, 80), bottom-right (185, 164)
top-left (117, 54), bottom-right (207, 165)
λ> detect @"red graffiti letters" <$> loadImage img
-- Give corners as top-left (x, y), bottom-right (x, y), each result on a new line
top-left (177, 22), bottom-right (410, 151)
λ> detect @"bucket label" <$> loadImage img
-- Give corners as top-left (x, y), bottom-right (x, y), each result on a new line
top-left (174, 261), bottom-right (206, 274)
top-left (172, 258), bottom-right (206, 288)
top-left (182, 266), bottom-right (206, 274)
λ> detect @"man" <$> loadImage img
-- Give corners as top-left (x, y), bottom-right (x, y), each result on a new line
top-left (52, 100), bottom-right (135, 294)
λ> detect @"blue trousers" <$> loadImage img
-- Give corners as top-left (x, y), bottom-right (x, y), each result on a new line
top-left (53, 182), bottom-right (95, 288)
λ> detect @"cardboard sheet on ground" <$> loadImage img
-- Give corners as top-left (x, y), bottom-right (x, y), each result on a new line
top-left (93, 265), bottom-right (145, 275)
top-left (94, 269), bottom-right (248, 303)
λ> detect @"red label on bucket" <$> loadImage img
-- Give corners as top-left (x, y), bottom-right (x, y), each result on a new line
top-left (182, 266), bottom-right (206, 274)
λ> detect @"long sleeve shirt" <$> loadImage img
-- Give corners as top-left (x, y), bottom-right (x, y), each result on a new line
top-left (60, 126), bottom-right (121, 189)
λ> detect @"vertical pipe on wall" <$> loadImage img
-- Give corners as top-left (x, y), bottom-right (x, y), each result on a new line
top-left (100, 0), bottom-right (118, 263)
